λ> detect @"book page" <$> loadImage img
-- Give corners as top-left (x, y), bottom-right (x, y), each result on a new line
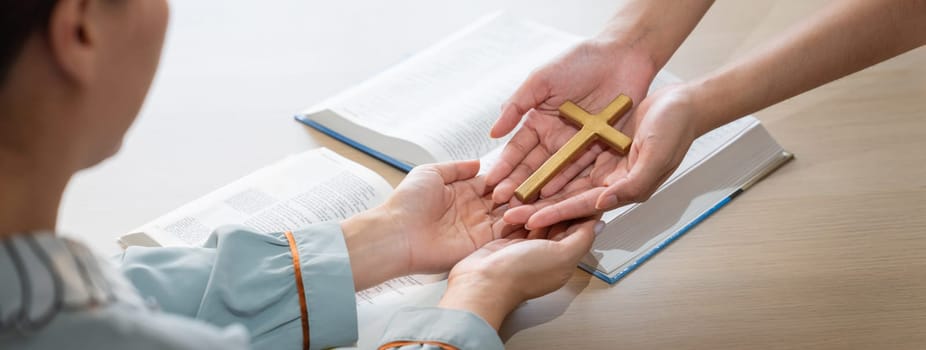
top-left (128, 148), bottom-right (442, 309)
top-left (133, 148), bottom-right (394, 247)
top-left (317, 13), bottom-right (582, 163)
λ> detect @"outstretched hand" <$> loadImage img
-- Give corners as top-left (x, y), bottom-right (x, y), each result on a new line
top-left (437, 216), bottom-right (601, 329)
top-left (343, 159), bottom-right (606, 291)
top-left (485, 40), bottom-right (658, 206)
top-left (381, 160), bottom-right (516, 274)
top-left (501, 84), bottom-right (703, 229)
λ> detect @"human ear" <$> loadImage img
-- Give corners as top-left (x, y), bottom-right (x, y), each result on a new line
top-left (46, 0), bottom-right (100, 85)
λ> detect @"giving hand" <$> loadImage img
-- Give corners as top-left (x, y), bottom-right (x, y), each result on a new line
top-left (486, 40), bottom-right (658, 206)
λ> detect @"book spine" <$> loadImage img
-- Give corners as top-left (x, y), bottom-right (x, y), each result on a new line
top-left (294, 115), bottom-right (414, 173)
top-left (598, 191), bottom-right (738, 284)
top-left (590, 150), bottom-right (793, 284)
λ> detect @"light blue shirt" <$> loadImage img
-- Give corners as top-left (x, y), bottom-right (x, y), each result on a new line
top-left (0, 223), bottom-right (503, 349)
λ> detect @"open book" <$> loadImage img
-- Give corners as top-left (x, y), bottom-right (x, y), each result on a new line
top-left (293, 13), bottom-right (792, 282)
top-left (294, 12), bottom-right (586, 172)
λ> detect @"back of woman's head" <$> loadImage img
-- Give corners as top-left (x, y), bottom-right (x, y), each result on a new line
top-left (0, 0), bottom-right (169, 171)
top-left (0, 0), bottom-right (58, 84)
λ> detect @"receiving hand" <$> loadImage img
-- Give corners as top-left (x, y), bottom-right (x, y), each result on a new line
top-left (380, 160), bottom-right (515, 274)
top-left (502, 84), bottom-right (702, 229)
top-left (485, 39), bottom-right (658, 205)
top-left (436, 217), bottom-right (600, 329)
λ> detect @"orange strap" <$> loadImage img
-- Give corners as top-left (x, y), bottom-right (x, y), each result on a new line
top-left (378, 341), bottom-right (460, 350)
top-left (285, 231), bottom-right (310, 350)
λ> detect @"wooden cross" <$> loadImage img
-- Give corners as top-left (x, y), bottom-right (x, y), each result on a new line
top-left (514, 95), bottom-right (633, 202)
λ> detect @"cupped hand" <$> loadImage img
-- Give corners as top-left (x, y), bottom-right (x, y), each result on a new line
top-left (437, 217), bottom-right (600, 329)
top-left (485, 39), bottom-right (659, 205)
top-left (501, 84), bottom-right (703, 229)
top-left (382, 160), bottom-right (516, 275)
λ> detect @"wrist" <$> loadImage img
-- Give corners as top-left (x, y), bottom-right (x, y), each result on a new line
top-left (438, 272), bottom-right (521, 330)
top-left (341, 207), bottom-right (410, 290)
top-left (595, 29), bottom-right (662, 73)
top-left (596, 0), bottom-right (714, 71)
top-left (586, 31), bottom-right (662, 89)
top-left (683, 75), bottom-right (736, 137)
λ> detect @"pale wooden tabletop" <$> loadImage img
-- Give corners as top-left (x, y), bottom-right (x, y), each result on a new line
top-left (62, 0), bottom-right (925, 348)
top-left (309, 1), bottom-right (926, 349)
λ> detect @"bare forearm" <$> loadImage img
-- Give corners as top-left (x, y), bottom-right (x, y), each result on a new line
top-left (599, 0), bottom-right (715, 69)
top-left (690, 0), bottom-right (926, 134)
top-left (341, 208), bottom-right (408, 291)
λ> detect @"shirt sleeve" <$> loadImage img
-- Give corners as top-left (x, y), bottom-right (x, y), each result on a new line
top-left (116, 223), bottom-right (358, 350)
top-left (378, 307), bottom-right (504, 350)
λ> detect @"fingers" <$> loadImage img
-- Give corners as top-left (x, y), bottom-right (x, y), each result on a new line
top-left (503, 228), bottom-right (529, 240)
top-left (545, 221), bottom-right (571, 241)
top-left (491, 103), bottom-right (526, 139)
top-left (492, 145), bottom-right (551, 203)
top-left (501, 177), bottom-right (591, 226)
top-left (556, 219), bottom-right (597, 261)
top-left (426, 159), bottom-right (481, 184)
top-left (590, 149), bottom-right (626, 185)
top-left (526, 225), bottom-right (552, 240)
top-left (596, 145), bottom-right (672, 210)
top-left (526, 187), bottom-right (607, 230)
top-left (490, 71), bottom-right (550, 138)
top-left (501, 191), bottom-right (562, 225)
top-left (485, 128), bottom-right (539, 187)
top-left (502, 204), bottom-right (537, 226)
top-left (539, 144), bottom-right (601, 198)
top-left (555, 165), bottom-right (596, 197)
top-left (493, 218), bottom-right (525, 240)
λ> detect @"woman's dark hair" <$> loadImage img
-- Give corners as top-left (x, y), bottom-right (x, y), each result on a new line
top-left (0, 0), bottom-right (58, 83)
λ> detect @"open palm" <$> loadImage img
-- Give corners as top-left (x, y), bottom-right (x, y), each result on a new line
top-left (384, 160), bottom-right (516, 274)
top-left (436, 216), bottom-right (599, 329)
top-left (501, 84), bottom-right (701, 229)
top-left (486, 40), bottom-right (658, 205)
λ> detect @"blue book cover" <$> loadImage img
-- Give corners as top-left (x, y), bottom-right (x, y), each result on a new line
top-left (295, 115), bottom-right (414, 173)
top-left (578, 190), bottom-right (741, 284)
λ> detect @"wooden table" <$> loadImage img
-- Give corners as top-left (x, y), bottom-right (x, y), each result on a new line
top-left (498, 3), bottom-right (926, 349)
top-left (65, 1), bottom-right (926, 348)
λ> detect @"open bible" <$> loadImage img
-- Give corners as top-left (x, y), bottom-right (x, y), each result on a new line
top-left (293, 13), bottom-right (792, 283)
top-left (294, 12), bottom-right (584, 172)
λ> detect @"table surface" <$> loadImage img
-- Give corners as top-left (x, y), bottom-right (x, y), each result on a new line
top-left (60, 1), bottom-right (926, 349)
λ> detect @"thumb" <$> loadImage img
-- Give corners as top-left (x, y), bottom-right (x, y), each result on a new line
top-left (490, 71), bottom-right (551, 138)
top-left (556, 221), bottom-right (596, 262)
top-left (596, 149), bottom-right (671, 210)
top-left (422, 160), bottom-right (481, 184)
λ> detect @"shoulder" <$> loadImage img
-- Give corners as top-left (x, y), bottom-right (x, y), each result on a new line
top-left (2, 302), bottom-right (251, 350)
